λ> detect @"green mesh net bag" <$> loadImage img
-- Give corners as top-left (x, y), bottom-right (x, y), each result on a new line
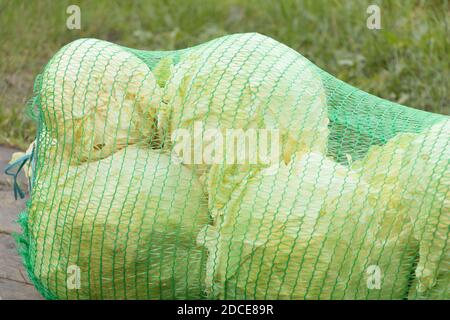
top-left (8, 33), bottom-right (449, 300)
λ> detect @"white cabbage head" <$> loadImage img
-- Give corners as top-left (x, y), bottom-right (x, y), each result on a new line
top-left (351, 119), bottom-right (450, 299)
top-left (28, 145), bottom-right (209, 299)
top-left (161, 33), bottom-right (329, 177)
top-left (40, 39), bottom-right (162, 164)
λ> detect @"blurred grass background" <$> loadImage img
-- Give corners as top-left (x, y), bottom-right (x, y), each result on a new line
top-left (0, 0), bottom-right (449, 149)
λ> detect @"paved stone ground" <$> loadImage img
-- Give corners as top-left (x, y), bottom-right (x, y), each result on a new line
top-left (0, 145), bottom-right (43, 300)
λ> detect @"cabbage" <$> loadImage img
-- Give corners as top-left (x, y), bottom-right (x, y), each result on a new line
top-left (28, 145), bottom-right (209, 299)
top-left (161, 33), bottom-right (329, 176)
top-left (40, 39), bottom-right (162, 164)
top-left (351, 119), bottom-right (450, 299)
top-left (399, 120), bottom-right (449, 299)
top-left (351, 132), bottom-right (417, 188)
top-left (201, 153), bottom-right (379, 299)
top-left (201, 148), bottom-right (426, 299)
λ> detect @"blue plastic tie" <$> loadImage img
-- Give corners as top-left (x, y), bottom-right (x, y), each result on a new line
top-left (4, 154), bottom-right (31, 200)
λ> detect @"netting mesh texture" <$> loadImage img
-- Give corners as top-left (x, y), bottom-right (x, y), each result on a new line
top-left (13, 33), bottom-right (449, 299)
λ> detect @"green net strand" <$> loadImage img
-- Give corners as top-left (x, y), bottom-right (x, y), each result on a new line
top-left (11, 32), bottom-right (449, 300)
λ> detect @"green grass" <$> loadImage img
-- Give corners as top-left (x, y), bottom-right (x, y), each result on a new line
top-left (0, 0), bottom-right (449, 149)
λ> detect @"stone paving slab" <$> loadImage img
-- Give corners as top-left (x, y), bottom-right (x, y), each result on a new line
top-left (0, 190), bottom-right (25, 234)
top-left (0, 278), bottom-right (43, 300)
top-left (0, 234), bottom-right (30, 284)
top-left (0, 145), bottom-right (42, 299)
